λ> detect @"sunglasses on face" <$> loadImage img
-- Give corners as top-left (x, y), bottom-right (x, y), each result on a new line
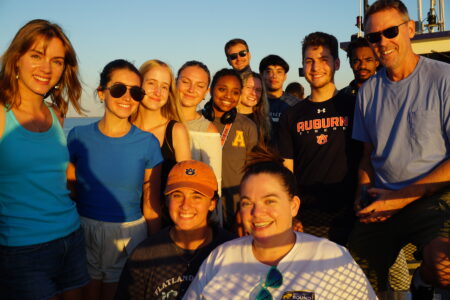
top-left (105, 83), bottom-right (146, 102)
top-left (255, 266), bottom-right (283, 300)
top-left (228, 50), bottom-right (248, 61)
top-left (365, 20), bottom-right (409, 44)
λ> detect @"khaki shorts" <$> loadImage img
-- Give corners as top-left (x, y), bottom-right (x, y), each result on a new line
top-left (80, 216), bottom-right (147, 283)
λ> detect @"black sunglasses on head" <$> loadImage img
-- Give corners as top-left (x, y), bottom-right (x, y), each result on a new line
top-left (365, 21), bottom-right (409, 44)
top-left (105, 83), bottom-right (145, 102)
top-left (228, 50), bottom-right (248, 60)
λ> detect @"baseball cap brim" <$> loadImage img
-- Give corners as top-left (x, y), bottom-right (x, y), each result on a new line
top-left (164, 181), bottom-right (215, 199)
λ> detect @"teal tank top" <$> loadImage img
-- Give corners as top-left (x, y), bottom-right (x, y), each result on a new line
top-left (0, 106), bottom-right (80, 246)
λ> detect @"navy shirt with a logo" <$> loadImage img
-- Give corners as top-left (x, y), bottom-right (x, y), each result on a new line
top-left (268, 93), bottom-right (299, 148)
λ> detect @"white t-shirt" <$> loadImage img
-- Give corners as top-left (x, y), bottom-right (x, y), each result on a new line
top-left (183, 232), bottom-right (377, 300)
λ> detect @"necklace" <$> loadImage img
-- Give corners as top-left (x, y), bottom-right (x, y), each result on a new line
top-left (169, 227), bottom-right (213, 267)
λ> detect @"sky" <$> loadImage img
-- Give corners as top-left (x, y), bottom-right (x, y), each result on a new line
top-left (0, 0), bottom-right (448, 117)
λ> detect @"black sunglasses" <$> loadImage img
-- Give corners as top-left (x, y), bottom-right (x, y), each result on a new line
top-left (365, 21), bottom-right (409, 44)
top-left (228, 50), bottom-right (248, 61)
top-left (105, 83), bottom-right (145, 102)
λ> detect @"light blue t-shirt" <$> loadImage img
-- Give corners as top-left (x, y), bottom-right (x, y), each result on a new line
top-left (353, 57), bottom-right (450, 190)
top-left (67, 122), bottom-right (163, 222)
top-left (0, 106), bottom-right (80, 246)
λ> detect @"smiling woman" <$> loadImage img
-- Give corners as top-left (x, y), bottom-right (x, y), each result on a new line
top-left (66, 59), bottom-right (163, 300)
top-left (236, 72), bottom-right (271, 145)
top-left (116, 160), bottom-right (234, 299)
top-left (183, 147), bottom-right (378, 300)
top-left (202, 68), bottom-right (258, 232)
top-left (0, 19), bottom-right (89, 300)
top-left (132, 60), bottom-right (192, 227)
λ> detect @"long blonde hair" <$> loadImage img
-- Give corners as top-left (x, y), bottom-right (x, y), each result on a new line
top-left (0, 19), bottom-right (83, 116)
top-left (139, 59), bottom-right (184, 122)
top-left (241, 72), bottom-right (271, 145)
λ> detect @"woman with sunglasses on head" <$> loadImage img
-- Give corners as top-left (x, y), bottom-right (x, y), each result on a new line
top-left (67, 59), bottom-right (163, 300)
top-left (116, 160), bottom-right (234, 299)
top-left (132, 59), bottom-right (191, 226)
top-left (184, 146), bottom-right (377, 300)
top-left (0, 19), bottom-right (89, 299)
top-left (237, 72), bottom-right (272, 146)
top-left (202, 68), bottom-right (257, 232)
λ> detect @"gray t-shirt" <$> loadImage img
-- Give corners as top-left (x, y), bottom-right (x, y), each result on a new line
top-left (186, 115), bottom-right (211, 132)
top-left (353, 57), bottom-right (450, 190)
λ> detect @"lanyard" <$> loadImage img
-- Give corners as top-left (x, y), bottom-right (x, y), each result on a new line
top-left (220, 123), bottom-right (232, 148)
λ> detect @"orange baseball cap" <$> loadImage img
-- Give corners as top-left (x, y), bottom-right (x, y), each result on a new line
top-left (164, 160), bottom-right (218, 198)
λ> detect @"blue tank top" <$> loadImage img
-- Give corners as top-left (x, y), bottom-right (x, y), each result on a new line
top-left (0, 106), bottom-right (80, 246)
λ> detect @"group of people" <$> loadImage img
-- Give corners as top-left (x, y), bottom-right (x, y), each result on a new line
top-left (0, 0), bottom-right (449, 299)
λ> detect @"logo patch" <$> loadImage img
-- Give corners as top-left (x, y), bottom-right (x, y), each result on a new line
top-left (282, 291), bottom-right (315, 300)
top-left (316, 134), bottom-right (328, 145)
top-left (185, 168), bottom-right (195, 175)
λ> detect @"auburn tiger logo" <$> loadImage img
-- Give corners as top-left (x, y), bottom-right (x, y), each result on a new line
top-left (185, 168), bottom-right (195, 175)
top-left (316, 134), bottom-right (328, 145)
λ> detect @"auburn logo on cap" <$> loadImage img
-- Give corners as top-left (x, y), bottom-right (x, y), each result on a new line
top-left (185, 168), bottom-right (196, 175)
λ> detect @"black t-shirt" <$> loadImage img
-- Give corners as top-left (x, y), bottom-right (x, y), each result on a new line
top-left (278, 90), bottom-right (362, 210)
top-left (115, 226), bottom-right (234, 300)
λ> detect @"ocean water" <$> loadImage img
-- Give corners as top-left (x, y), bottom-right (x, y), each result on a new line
top-left (63, 117), bottom-right (100, 136)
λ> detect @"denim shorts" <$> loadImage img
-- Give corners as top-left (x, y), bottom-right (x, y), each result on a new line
top-left (0, 227), bottom-right (90, 300)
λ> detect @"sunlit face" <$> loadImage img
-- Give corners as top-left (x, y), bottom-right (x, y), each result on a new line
top-left (227, 43), bottom-right (251, 71)
top-left (240, 76), bottom-right (262, 108)
top-left (16, 37), bottom-right (65, 99)
top-left (350, 46), bottom-right (379, 84)
top-left (263, 65), bottom-right (287, 92)
top-left (177, 66), bottom-right (209, 108)
top-left (212, 75), bottom-right (241, 117)
top-left (303, 45), bottom-right (339, 90)
top-left (168, 188), bottom-right (216, 231)
top-left (365, 8), bottom-right (414, 72)
top-left (98, 69), bottom-right (141, 120)
top-left (240, 173), bottom-right (300, 247)
top-left (141, 65), bottom-right (171, 111)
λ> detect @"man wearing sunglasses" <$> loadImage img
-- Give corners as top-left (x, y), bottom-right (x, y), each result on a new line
top-left (348, 1), bottom-right (450, 299)
top-left (343, 37), bottom-right (414, 294)
top-left (224, 38), bottom-right (252, 77)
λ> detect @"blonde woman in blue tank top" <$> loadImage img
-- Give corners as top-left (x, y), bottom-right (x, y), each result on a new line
top-left (0, 20), bottom-right (89, 300)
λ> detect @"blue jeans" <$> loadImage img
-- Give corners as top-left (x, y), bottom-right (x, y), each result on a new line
top-left (0, 227), bottom-right (90, 300)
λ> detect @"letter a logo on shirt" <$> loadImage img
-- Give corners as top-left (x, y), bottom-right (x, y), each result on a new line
top-left (232, 130), bottom-right (246, 147)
